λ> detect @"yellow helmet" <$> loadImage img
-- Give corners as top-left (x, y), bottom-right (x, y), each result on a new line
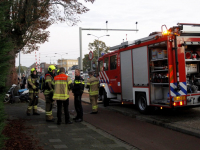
top-left (48, 65), bottom-right (56, 72)
top-left (31, 68), bottom-right (36, 74)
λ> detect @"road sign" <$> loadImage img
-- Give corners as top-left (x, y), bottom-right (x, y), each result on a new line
top-left (89, 51), bottom-right (93, 60)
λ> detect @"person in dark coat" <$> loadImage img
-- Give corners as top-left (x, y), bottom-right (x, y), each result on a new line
top-left (20, 74), bottom-right (27, 89)
top-left (72, 69), bottom-right (85, 122)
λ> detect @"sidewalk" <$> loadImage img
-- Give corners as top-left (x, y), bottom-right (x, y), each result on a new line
top-left (4, 99), bottom-right (134, 150)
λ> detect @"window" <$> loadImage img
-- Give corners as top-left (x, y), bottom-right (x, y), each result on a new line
top-left (99, 61), bottom-right (103, 72)
top-left (104, 57), bottom-right (109, 71)
top-left (110, 55), bottom-right (117, 70)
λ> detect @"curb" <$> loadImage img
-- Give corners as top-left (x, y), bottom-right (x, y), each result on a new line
top-left (136, 115), bottom-right (200, 138)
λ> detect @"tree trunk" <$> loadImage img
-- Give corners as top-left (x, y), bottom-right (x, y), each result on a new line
top-left (6, 50), bottom-right (17, 87)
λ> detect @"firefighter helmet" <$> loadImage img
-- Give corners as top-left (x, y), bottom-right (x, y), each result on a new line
top-left (31, 68), bottom-right (37, 74)
top-left (48, 65), bottom-right (56, 72)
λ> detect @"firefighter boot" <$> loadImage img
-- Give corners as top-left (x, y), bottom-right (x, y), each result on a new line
top-left (46, 115), bottom-right (55, 122)
top-left (26, 109), bottom-right (31, 116)
top-left (26, 106), bottom-right (32, 116)
top-left (33, 105), bottom-right (40, 115)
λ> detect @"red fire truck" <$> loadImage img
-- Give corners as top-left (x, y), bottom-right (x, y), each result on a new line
top-left (98, 23), bottom-right (200, 113)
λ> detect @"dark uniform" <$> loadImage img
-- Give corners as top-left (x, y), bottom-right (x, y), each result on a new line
top-left (72, 76), bottom-right (85, 121)
top-left (26, 68), bottom-right (40, 116)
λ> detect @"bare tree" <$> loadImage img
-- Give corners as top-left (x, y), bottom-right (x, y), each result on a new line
top-left (2, 0), bottom-right (95, 86)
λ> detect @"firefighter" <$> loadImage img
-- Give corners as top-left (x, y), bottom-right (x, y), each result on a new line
top-left (44, 65), bottom-right (56, 122)
top-left (26, 68), bottom-right (40, 116)
top-left (53, 67), bottom-right (73, 125)
top-left (72, 69), bottom-right (84, 122)
top-left (86, 71), bottom-right (99, 114)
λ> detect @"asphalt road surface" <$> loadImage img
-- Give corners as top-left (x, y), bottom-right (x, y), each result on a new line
top-left (68, 92), bottom-right (200, 150)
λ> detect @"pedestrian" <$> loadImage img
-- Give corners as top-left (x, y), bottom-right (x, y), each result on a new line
top-left (72, 69), bottom-right (85, 122)
top-left (20, 73), bottom-right (26, 89)
top-left (18, 76), bottom-right (20, 85)
top-left (86, 71), bottom-right (99, 114)
top-left (26, 68), bottom-right (40, 116)
top-left (44, 65), bottom-right (56, 122)
top-left (53, 67), bottom-right (73, 125)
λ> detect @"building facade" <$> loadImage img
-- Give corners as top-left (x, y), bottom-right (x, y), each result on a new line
top-left (57, 59), bottom-right (78, 71)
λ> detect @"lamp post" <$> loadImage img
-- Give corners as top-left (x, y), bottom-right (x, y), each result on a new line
top-left (87, 34), bottom-right (110, 59)
top-left (55, 53), bottom-right (68, 67)
top-left (46, 56), bottom-right (55, 64)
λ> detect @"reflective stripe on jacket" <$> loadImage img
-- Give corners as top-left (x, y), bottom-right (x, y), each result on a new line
top-left (28, 75), bottom-right (39, 93)
top-left (53, 73), bottom-right (72, 100)
top-left (73, 76), bottom-right (85, 95)
top-left (44, 75), bottom-right (54, 95)
top-left (86, 76), bottom-right (99, 96)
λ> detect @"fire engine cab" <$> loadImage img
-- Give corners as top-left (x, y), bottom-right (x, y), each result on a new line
top-left (98, 23), bottom-right (200, 113)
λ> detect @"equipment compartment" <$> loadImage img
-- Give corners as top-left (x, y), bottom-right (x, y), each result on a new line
top-left (149, 42), bottom-right (169, 105)
top-left (184, 44), bottom-right (200, 94)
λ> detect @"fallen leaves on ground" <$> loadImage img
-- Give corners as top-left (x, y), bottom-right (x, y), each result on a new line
top-left (2, 119), bottom-right (43, 150)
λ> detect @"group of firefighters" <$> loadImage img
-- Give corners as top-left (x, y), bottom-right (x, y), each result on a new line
top-left (26, 65), bottom-right (99, 125)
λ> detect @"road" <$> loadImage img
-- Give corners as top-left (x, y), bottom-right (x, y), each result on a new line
top-left (67, 92), bottom-right (200, 150)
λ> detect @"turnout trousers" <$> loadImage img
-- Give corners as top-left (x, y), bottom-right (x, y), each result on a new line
top-left (74, 95), bottom-right (83, 119)
top-left (90, 95), bottom-right (98, 112)
top-left (56, 99), bottom-right (70, 123)
top-left (45, 94), bottom-right (54, 120)
top-left (27, 93), bottom-right (39, 114)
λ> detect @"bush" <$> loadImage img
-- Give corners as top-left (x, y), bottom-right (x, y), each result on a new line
top-left (0, 92), bottom-right (6, 149)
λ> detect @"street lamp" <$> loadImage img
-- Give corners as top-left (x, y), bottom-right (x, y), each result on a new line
top-left (87, 34), bottom-right (110, 59)
top-left (46, 56), bottom-right (55, 64)
top-left (55, 53), bottom-right (68, 67)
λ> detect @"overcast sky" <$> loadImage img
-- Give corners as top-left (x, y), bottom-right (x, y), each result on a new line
top-left (15, 0), bottom-right (200, 67)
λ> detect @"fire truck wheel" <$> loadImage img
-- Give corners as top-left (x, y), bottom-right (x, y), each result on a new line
top-left (137, 93), bottom-right (148, 114)
top-left (103, 90), bottom-right (109, 107)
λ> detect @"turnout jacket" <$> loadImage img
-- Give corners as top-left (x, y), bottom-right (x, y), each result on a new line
top-left (44, 73), bottom-right (54, 95)
top-left (53, 73), bottom-right (73, 100)
top-left (28, 75), bottom-right (39, 94)
top-left (86, 76), bottom-right (99, 96)
top-left (73, 76), bottom-right (85, 95)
